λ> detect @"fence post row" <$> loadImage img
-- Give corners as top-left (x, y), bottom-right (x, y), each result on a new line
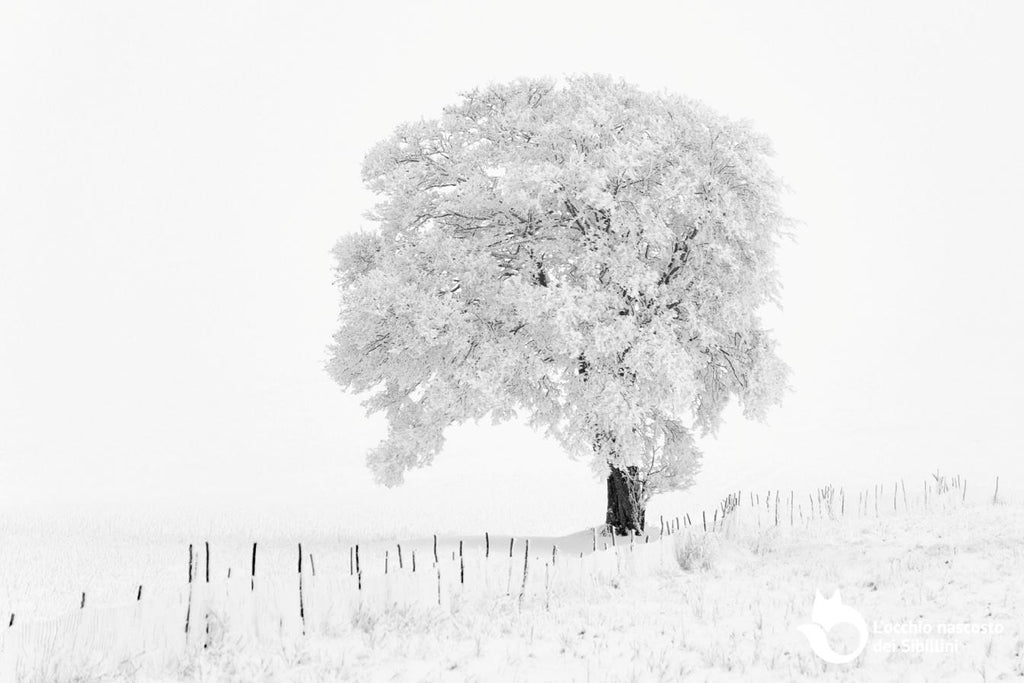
top-left (3, 476), bottom-right (984, 658)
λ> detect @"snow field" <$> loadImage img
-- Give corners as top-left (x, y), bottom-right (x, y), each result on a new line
top-left (1, 478), bottom-right (1020, 681)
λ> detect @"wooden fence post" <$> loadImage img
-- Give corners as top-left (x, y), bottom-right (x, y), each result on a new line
top-left (298, 543), bottom-right (306, 635)
top-left (506, 537), bottom-right (516, 595)
top-left (185, 544), bottom-right (193, 636)
top-left (518, 539), bottom-right (530, 608)
top-left (251, 543), bottom-right (257, 591)
top-left (204, 541), bottom-right (211, 647)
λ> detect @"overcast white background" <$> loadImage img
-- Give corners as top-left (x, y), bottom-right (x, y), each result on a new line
top-left (2, 0), bottom-right (1022, 536)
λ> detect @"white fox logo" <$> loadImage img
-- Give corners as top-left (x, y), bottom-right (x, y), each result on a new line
top-left (797, 589), bottom-right (869, 663)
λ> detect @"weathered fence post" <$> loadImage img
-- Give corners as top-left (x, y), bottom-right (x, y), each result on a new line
top-left (204, 541), bottom-right (211, 647)
top-left (185, 544), bottom-right (193, 636)
top-left (251, 542), bottom-right (257, 591)
top-left (298, 543), bottom-right (306, 635)
top-left (518, 538), bottom-right (530, 608)
top-left (506, 537), bottom-right (515, 595)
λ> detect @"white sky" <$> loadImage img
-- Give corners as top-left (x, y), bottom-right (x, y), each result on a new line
top-left (2, 0), bottom-right (1022, 535)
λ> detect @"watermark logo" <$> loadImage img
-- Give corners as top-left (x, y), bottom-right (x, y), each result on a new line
top-left (799, 589), bottom-right (1004, 661)
top-left (798, 590), bottom-right (869, 663)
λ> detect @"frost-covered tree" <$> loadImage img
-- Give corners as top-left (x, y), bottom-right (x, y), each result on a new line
top-left (328, 75), bottom-right (791, 534)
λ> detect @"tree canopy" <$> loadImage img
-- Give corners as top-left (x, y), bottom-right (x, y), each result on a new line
top-left (329, 75), bottom-right (791, 503)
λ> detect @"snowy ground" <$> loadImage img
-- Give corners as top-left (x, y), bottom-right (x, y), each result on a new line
top-left (190, 501), bottom-right (1022, 682)
top-left (1, 484), bottom-right (1022, 681)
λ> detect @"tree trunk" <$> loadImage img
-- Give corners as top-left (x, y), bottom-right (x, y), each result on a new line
top-left (606, 464), bottom-right (645, 535)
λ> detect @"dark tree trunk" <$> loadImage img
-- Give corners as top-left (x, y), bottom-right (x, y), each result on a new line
top-left (606, 464), bottom-right (645, 535)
